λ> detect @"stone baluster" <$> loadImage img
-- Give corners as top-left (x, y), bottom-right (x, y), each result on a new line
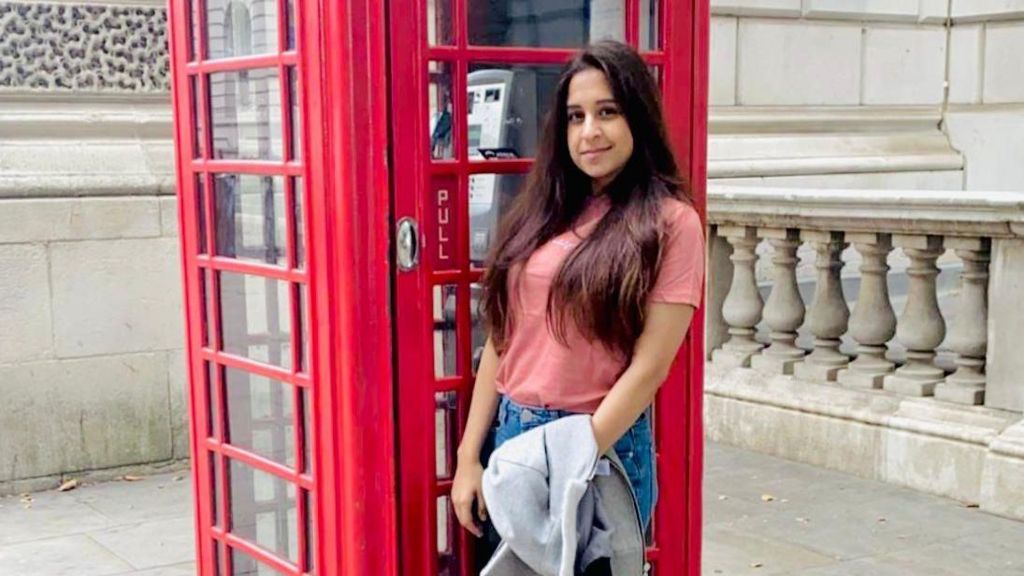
top-left (751, 229), bottom-right (806, 375)
top-left (793, 231), bottom-right (850, 382)
top-left (883, 235), bottom-right (946, 396)
top-left (935, 238), bottom-right (991, 405)
top-left (711, 226), bottom-right (764, 368)
top-left (838, 233), bottom-right (897, 389)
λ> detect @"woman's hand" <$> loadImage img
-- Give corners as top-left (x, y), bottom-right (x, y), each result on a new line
top-left (451, 458), bottom-right (488, 538)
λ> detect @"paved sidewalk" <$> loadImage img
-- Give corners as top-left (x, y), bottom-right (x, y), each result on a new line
top-left (2, 444), bottom-right (1022, 576)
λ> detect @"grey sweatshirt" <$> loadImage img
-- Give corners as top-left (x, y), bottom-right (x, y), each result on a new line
top-left (481, 415), bottom-right (645, 576)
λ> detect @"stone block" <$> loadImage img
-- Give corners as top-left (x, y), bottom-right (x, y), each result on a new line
top-left (981, 422), bottom-right (1024, 519)
top-left (919, 0), bottom-right (950, 23)
top-left (0, 244), bottom-right (53, 364)
top-left (883, 373), bottom-right (940, 396)
top-left (952, 0), bottom-right (1024, 22)
top-left (737, 19), bottom-right (862, 106)
top-left (710, 0), bottom-right (801, 17)
top-left (167, 349), bottom-right (191, 461)
top-left (985, 238), bottom-right (1024, 412)
top-left (710, 16), bottom-right (737, 106)
top-left (949, 24), bottom-right (984, 104)
top-left (793, 360), bottom-right (845, 382)
top-left (863, 25), bottom-right (947, 105)
top-left (0, 198), bottom-right (161, 244)
top-left (160, 196), bottom-right (182, 237)
top-left (50, 238), bottom-right (184, 358)
top-left (983, 22), bottom-right (1024, 103)
top-left (750, 353), bottom-right (802, 375)
top-left (704, 382), bottom-right (884, 479)
top-left (837, 367), bottom-right (888, 389)
top-left (944, 109), bottom-right (1024, 191)
top-left (0, 353), bottom-right (172, 483)
top-left (803, 0), bottom-right (919, 21)
top-left (881, 428), bottom-right (986, 503)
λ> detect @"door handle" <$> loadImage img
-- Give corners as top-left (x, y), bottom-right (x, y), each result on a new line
top-left (396, 217), bottom-right (420, 271)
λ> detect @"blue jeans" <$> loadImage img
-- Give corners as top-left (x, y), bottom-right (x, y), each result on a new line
top-left (493, 395), bottom-right (658, 529)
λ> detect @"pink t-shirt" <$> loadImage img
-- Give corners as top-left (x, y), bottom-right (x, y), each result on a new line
top-left (493, 195), bottom-right (706, 413)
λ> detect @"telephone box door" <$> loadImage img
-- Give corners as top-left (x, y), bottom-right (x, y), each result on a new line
top-left (389, 1), bottom-right (710, 574)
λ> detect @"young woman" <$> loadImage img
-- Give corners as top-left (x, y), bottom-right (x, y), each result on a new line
top-left (452, 40), bottom-right (705, 543)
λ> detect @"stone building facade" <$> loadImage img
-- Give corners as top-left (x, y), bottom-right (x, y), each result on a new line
top-left (0, 0), bottom-right (1022, 508)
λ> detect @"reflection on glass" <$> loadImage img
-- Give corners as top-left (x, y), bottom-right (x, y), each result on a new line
top-left (467, 63), bottom-right (564, 160)
top-left (303, 491), bottom-right (315, 571)
top-left (189, 1), bottom-right (202, 60)
top-left (427, 0), bottom-right (453, 45)
top-left (470, 283), bottom-right (487, 375)
top-left (210, 453), bottom-right (221, 527)
top-left (206, 0), bottom-right (279, 59)
top-left (229, 460), bottom-right (298, 565)
top-left (288, 68), bottom-right (301, 161)
top-left (210, 68), bottom-right (283, 160)
top-left (214, 174), bottom-right (286, 266)
top-left (469, 173), bottom-right (526, 267)
top-left (468, 0), bottom-right (624, 47)
top-left (293, 178), bottom-right (305, 269)
top-left (286, 0), bottom-right (296, 49)
top-left (640, 0), bottom-right (660, 50)
top-left (218, 272), bottom-right (293, 370)
top-left (224, 367), bottom-right (295, 467)
top-left (437, 496), bottom-right (459, 575)
top-left (299, 386), bottom-right (311, 473)
top-left (213, 542), bottom-right (222, 576)
top-left (191, 76), bottom-right (205, 158)
top-left (433, 284), bottom-right (459, 378)
top-left (297, 286), bottom-right (309, 372)
top-left (429, 61), bottom-right (454, 160)
top-left (200, 270), bottom-right (210, 346)
top-left (230, 546), bottom-right (289, 576)
top-left (435, 391), bottom-right (458, 479)
top-left (197, 176), bottom-right (208, 254)
top-left (206, 361), bottom-right (219, 437)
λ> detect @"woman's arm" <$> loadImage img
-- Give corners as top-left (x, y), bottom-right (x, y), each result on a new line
top-left (452, 334), bottom-right (502, 537)
top-left (591, 302), bottom-right (696, 453)
top-left (457, 335), bottom-right (502, 464)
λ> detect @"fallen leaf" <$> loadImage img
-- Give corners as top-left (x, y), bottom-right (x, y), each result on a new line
top-left (173, 475), bottom-right (185, 482)
top-left (760, 494), bottom-right (775, 502)
top-left (962, 502), bottom-right (980, 509)
top-left (122, 475), bottom-right (145, 482)
top-left (58, 479), bottom-right (78, 492)
top-left (877, 517), bottom-right (887, 523)
top-left (796, 517), bottom-right (810, 524)
top-left (750, 562), bottom-right (764, 568)
top-left (718, 495), bottom-right (729, 501)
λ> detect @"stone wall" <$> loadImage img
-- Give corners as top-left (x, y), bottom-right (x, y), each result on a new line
top-left (0, 0), bottom-right (183, 493)
top-left (707, 0), bottom-right (1024, 192)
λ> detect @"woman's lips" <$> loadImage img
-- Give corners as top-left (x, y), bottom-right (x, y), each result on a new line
top-left (582, 146), bottom-right (612, 157)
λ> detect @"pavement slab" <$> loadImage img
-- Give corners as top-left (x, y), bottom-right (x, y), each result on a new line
top-left (2, 444), bottom-right (1022, 576)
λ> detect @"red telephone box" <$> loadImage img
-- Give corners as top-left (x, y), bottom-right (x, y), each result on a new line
top-left (168, 1), bottom-right (708, 575)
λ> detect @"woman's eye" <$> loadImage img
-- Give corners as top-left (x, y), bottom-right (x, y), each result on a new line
top-left (568, 111), bottom-right (584, 123)
top-left (599, 107), bottom-right (620, 118)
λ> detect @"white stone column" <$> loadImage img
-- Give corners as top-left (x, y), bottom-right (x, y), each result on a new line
top-left (884, 235), bottom-right (947, 396)
top-left (751, 228), bottom-right (805, 375)
top-left (793, 230), bottom-right (849, 382)
top-left (837, 233), bottom-right (896, 389)
top-left (935, 238), bottom-right (991, 405)
top-left (706, 226), bottom-right (733, 360)
top-left (711, 225), bottom-right (764, 368)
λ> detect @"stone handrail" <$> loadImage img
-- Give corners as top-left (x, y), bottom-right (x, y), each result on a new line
top-left (706, 185), bottom-right (1024, 413)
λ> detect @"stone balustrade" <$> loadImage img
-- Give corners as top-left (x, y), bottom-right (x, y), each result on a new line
top-left (707, 186), bottom-right (1024, 412)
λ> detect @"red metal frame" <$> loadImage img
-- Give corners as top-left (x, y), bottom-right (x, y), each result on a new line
top-left (172, 0), bottom-right (706, 574)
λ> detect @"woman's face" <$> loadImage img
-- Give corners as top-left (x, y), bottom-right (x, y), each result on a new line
top-left (566, 68), bottom-right (634, 193)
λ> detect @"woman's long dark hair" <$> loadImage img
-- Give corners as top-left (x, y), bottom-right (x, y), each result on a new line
top-left (482, 41), bottom-right (691, 358)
